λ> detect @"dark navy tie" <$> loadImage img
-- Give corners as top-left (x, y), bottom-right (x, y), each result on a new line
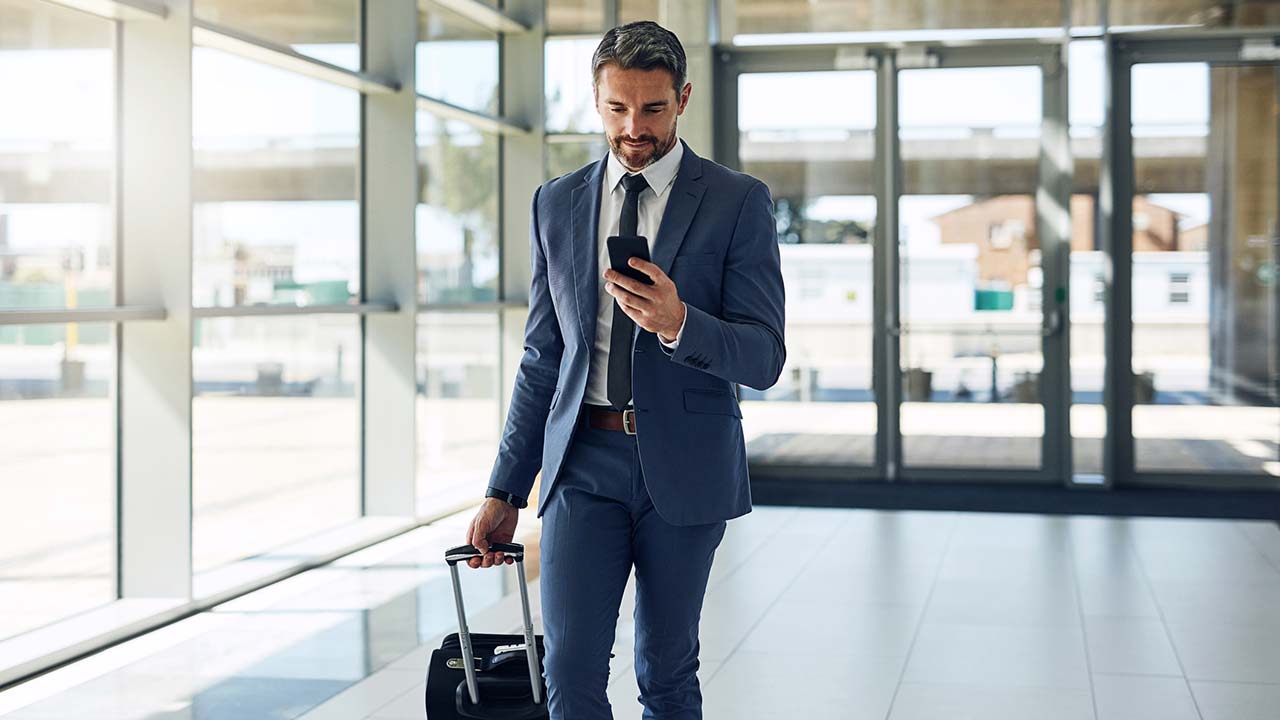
top-left (607, 172), bottom-right (649, 410)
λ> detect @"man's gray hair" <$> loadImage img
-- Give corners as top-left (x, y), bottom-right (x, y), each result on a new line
top-left (591, 21), bottom-right (687, 95)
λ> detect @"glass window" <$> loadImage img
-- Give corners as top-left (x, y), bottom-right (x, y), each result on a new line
top-left (1129, 61), bottom-right (1280, 478)
top-left (0, 0), bottom-right (114, 311)
top-left (194, 0), bottom-right (360, 70)
top-left (547, 0), bottom-right (605, 34)
top-left (546, 37), bottom-right (604, 134)
top-left (416, 312), bottom-right (501, 514)
top-left (738, 70), bottom-right (878, 470)
top-left (0, 322), bottom-right (115, 642)
top-left (548, 138), bottom-right (608, 180)
top-left (192, 315), bottom-right (360, 574)
top-left (0, 0), bottom-right (116, 645)
top-left (417, 114), bottom-right (499, 305)
top-left (898, 65), bottom-right (1044, 470)
top-left (193, 48), bottom-right (361, 309)
top-left (417, 2), bottom-right (500, 115)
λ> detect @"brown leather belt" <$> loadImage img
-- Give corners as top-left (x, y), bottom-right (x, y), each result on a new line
top-left (585, 404), bottom-right (637, 435)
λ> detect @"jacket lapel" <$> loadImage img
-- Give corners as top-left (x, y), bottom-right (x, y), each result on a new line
top-left (649, 139), bottom-right (706, 281)
top-left (570, 155), bottom-right (606, 347)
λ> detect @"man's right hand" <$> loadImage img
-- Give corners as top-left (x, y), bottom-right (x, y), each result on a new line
top-left (465, 497), bottom-right (520, 569)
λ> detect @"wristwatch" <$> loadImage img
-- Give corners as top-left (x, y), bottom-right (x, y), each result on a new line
top-left (485, 487), bottom-right (528, 509)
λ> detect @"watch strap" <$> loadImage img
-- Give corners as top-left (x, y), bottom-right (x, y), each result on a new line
top-left (485, 486), bottom-right (528, 509)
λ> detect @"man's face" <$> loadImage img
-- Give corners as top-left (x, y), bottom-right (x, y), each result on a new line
top-left (594, 63), bottom-right (691, 172)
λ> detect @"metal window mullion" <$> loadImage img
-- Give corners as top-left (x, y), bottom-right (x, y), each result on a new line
top-left (37, 0), bottom-right (167, 21)
top-left (428, 0), bottom-right (531, 34)
top-left (190, 302), bottom-right (398, 318)
top-left (192, 20), bottom-right (398, 94)
top-left (1101, 36), bottom-right (1133, 488)
top-left (0, 306), bottom-right (166, 325)
top-left (1039, 43), bottom-right (1074, 484)
top-left (416, 94), bottom-right (529, 135)
top-left (874, 49), bottom-right (902, 481)
top-left (362, 0), bottom-right (418, 518)
top-left (711, 50), bottom-right (740, 170)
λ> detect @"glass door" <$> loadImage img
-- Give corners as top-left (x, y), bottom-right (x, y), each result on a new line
top-left (1112, 38), bottom-right (1280, 487)
top-left (892, 46), bottom-right (1070, 482)
top-left (730, 65), bottom-right (881, 477)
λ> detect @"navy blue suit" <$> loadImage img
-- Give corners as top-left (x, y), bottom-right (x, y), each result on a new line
top-left (486, 139), bottom-right (786, 718)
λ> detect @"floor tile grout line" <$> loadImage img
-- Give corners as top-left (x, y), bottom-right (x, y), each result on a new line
top-left (1232, 522), bottom-right (1280, 577)
top-left (1127, 521), bottom-right (1207, 720)
top-left (705, 507), bottom-right (800, 595)
top-left (1069, 519), bottom-right (1105, 720)
top-left (699, 507), bottom-right (852, 688)
top-left (879, 511), bottom-right (960, 720)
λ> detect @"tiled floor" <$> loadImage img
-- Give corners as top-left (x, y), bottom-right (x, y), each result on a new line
top-left (2, 505), bottom-right (1279, 720)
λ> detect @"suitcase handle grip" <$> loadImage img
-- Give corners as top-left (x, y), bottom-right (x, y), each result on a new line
top-left (445, 542), bottom-right (524, 566)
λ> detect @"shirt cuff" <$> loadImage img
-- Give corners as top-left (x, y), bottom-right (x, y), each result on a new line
top-left (659, 302), bottom-right (686, 349)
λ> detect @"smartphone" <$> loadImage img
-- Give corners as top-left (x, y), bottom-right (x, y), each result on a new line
top-left (606, 235), bottom-right (654, 286)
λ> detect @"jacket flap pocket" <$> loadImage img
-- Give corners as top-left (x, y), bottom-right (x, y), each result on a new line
top-left (671, 252), bottom-right (718, 267)
top-left (683, 388), bottom-right (742, 417)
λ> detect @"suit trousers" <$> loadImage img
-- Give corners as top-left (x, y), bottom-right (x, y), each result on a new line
top-left (539, 404), bottom-right (727, 720)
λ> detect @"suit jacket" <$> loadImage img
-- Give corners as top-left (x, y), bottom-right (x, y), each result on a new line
top-left (486, 139), bottom-right (786, 526)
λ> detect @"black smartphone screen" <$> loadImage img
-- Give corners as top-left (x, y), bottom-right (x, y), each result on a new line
top-left (606, 235), bottom-right (654, 286)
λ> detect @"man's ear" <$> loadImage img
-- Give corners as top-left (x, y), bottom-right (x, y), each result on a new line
top-left (677, 82), bottom-right (692, 115)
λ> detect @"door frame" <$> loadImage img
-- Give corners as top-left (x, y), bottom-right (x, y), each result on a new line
top-left (715, 40), bottom-right (1074, 486)
top-left (1104, 31), bottom-right (1280, 491)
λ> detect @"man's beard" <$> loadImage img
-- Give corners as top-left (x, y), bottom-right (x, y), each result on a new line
top-left (609, 122), bottom-right (677, 170)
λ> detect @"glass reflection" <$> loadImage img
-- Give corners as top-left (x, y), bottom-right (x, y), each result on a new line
top-left (737, 71), bottom-right (878, 469)
top-left (898, 65), bottom-right (1044, 470)
top-left (416, 312), bottom-right (501, 514)
top-left (192, 315), bottom-right (360, 574)
top-left (193, 48), bottom-right (360, 309)
top-left (0, 0), bottom-right (113, 311)
top-left (1130, 62), bottom-right (1280, 479)
top-left (417, 113), bottom-right (499, 305)
top-left (417, 2), bottom-right (499, 114)
top-left (0, 323), bottom-right (114, 642)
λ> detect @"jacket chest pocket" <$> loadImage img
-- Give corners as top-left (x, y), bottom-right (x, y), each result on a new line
top-left (670, 252), bottom-right (718, 268)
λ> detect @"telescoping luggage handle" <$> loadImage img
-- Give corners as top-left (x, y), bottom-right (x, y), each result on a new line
top-left (444, 542), bottom-right (543, 709)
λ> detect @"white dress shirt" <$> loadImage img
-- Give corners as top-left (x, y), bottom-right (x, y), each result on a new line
top-left (583, 138), bottom-right (688, 408)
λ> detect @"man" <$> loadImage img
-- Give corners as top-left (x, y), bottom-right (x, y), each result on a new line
top-left (464, 20), bottom-right (785, 720)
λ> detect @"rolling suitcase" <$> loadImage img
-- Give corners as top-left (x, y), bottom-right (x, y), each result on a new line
top-left (424, 542), bottom-right (549, 719)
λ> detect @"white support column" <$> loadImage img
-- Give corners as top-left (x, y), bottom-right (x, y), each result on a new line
top-left (362, 0), bottom-right (419, 517)
top-left (499, 0), bottom-right (547, 428)
top-left (659, 0), bottom-right (714, 157)
top-left (116, 0), bottom-right (194, 598)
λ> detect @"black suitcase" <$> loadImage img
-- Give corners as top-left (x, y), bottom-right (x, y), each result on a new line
top-left (424, 542), bottom-right (549, 719)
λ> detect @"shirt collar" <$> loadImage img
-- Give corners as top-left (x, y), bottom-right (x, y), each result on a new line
top-left (604, 136), bottom-right (684, 198)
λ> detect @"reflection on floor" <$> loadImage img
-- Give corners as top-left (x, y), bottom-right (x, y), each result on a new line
top-left (748, 432), bottom-right (1280, 475)
top-left (2, 506), bottom-right (1279, 719)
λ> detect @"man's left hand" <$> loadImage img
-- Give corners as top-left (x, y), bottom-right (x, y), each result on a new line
top-left (603, 258), bottom-right (685, 343)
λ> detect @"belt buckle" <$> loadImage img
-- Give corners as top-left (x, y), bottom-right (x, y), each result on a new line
top-left (621, 408), bottom-right (636, 435)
